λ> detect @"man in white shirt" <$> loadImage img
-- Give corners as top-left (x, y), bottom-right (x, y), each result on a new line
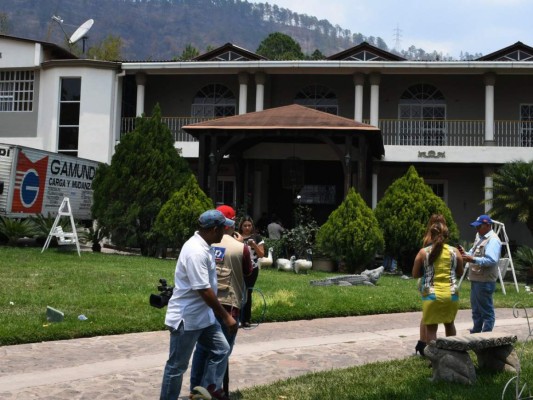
top-left (160, 210), bottom-right (238, 400)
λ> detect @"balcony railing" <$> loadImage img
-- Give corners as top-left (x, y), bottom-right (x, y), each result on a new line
top-left (121, 117), bottom-right (212, 142)
top-left (378, 119), bottom-right (533, 147)
top-left (120, 117), bottom-right (533, 147)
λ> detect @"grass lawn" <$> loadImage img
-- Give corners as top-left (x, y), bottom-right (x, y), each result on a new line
top-left (1, 247), bottom-right (532, 400)
top-left (235, 346), bottom-right (533, 399)
top-left (0, 247), bottom-right (528, 345)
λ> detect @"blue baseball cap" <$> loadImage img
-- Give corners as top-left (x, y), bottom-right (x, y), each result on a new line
top-left (470, 214), bottom-right (493, 227)
top-left (198, 209), bottom-right (235, 229)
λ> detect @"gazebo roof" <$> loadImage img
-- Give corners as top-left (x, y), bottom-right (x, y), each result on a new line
top-left (184, 104), bottom-right (384, 157)
top-left (185, 104), bottom-right (378, 131)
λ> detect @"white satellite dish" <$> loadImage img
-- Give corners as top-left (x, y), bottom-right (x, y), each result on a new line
top-left (69, 19), bottom-right (94, 44)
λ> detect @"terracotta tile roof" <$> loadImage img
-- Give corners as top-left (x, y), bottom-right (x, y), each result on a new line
top-left (184, 104), bottom-right (379, 131)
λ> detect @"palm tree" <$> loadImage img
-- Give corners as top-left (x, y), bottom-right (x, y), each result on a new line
top-left (489, 160), bottom-right (533, 236)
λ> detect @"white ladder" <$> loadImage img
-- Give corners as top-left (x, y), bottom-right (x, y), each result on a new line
top-left (492, 220), bottom-right (519, 294)
top-left (41, 197), bottom-right (81, 257)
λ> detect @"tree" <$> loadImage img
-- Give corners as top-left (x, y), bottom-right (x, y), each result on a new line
top-left (0, 12), bottom-right (10, 34)
top-left (316, 188), bottom-right (384, 273)
top-left (86, 34), bottom-right (124, 60)
top-left (91, 104), bottom-right (191, 256)
top-left (309, 49), bottom-right (325, 60)
top-left (179, 44), bottom-right (200, 60)
top-left (153, 174), bottom-right (214, 252)
top-left (374, 166), bottom-right (459, 273)
top-left (489, 160), bottom-right (533, 236)
top-left (256, 32), bottom-right (304, 60)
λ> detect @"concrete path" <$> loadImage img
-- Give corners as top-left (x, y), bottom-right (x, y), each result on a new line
top-left (0, 308), bottom-right (530, 399)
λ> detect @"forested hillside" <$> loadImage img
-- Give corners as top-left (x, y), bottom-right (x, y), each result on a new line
top-left (0, 0), bottom-right (480, 60)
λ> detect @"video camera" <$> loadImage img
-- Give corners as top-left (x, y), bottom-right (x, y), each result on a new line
top-left (149, 278), bottom-right (174, 308)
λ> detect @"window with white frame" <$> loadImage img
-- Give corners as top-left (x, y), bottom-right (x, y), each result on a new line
top-left (398, 84), bottom-right (447, 145)
top-left (497, 50), bottom-right (533, 61)
top-left (343, 50), bottom-right (385, 61)
top-left (0, 70), bottom-right (34, 112)
top-left (520, 104), bottom-right (533, 147)
top-left (191, 84), bottom-right (236, 117)
top-left (58, 78), bottom-right (81, 156)
top-left (294, 84), bottom-right (338, 115)
top-left (425, 179), bottom-right (448, 203)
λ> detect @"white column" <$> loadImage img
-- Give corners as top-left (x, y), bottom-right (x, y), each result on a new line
top-left (369, 73), bottom-right (381, 127)
top-left (484, 73), bottom-right (496, 144)
top-left (353, 73), bottom-right (364, 122)
top-left (238, 72), bottom-right (248, 115)
top-left (255, 72), bottom-right (265, 112)
top-left (372, 172), bottom-right (378, 209)
top-left (483, 165), bottom-right (495, 213)
top-left (135, 73), bottom-right (146, 117)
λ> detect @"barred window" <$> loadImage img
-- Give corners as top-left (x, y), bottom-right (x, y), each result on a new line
top-left (294, 85), bottom-right (338, 115)
top-left (0, 70), bottom-right (34, 112)
top-left (191, 84), bottom-right (236, 118)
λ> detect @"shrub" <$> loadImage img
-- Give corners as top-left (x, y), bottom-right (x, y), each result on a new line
top-left (374, 166), bottom-right (459, 273)
top-left (153, 174), bottom-right (213, 252)
top-left (283, 205), bottom-right (318, 259)
top-left (0, 216), bottom-right (39, 246)
top-left (514, 245), bottom-right (533, 284)
top-left (316, 188), bottom-right (384, 273)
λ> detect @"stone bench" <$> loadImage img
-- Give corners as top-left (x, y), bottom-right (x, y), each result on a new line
top-left (425, 332), bottom-right (520, 385)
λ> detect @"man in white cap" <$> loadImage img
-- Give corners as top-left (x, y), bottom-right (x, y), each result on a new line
top-left (190, 205), bottom-right (253, 399)
top-left (461, 214), bottom-right (501, 333)
top-left (160, 209), bottom-right (238, 400)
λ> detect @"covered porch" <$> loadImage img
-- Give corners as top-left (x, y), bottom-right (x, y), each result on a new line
top-left (183, 104), bottom-right (384, 222)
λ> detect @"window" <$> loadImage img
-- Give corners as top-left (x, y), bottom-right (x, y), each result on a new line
top-left (58, 78), bottom-right (81, 156)
top-left (343, 50), bottom-right (385, 61)
top-left (191, 84), bottom-right (236, 117)
top-left (0, 70), bottom-right (34, 112)
top-left (496, 50), bottom-right (533, 61)
top-left (216, 177), bottom-right (235, 207)
top-left (208, 51), bottom-right (252, 61)
top-left (294, 85), bottom-right (338, 114)
top-left (425, 180), bottom-right (448, 203)
top-left (520, 104), bottom-right (533, 147)
top-left (398, 84), bottom-right (447, 145)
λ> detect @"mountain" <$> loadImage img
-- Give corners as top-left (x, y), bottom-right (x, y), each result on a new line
top-left (0, 0), bottom-right (479, 60)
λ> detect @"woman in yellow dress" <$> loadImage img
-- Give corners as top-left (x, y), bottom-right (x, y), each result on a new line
top-left (413, 221), bottom-right (464, 344)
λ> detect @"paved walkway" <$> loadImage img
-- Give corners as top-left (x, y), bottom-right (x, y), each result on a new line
top-left (0, 308), bottom-right (530, 399)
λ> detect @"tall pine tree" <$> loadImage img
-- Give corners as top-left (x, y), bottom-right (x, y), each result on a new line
top-left (91, 104), bottom-right (190, 256)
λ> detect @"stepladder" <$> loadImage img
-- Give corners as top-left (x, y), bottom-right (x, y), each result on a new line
top-left (41, 197), bottom-right (81, 257)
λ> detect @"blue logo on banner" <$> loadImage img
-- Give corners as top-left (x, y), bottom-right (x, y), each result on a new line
top-left (20, 169), bottom-right (40, 207)
top-left (213, 246), bottom-right (226, 262)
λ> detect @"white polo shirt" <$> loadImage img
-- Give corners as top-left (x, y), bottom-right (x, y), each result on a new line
top-left (164, 232), bottom-right (218, 331)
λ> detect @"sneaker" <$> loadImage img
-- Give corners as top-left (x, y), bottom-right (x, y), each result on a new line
top-left (190, 386), bottom-right (212, 399)
top-left (206, 384), bottom-right (230, 400)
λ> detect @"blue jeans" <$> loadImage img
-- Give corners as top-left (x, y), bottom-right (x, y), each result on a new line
top-left (470, 281), bottom-right (496, 333)
top-left (160, 321), bottom-right (230, 400)
top-left (190, 314), bottom-right (237, 393)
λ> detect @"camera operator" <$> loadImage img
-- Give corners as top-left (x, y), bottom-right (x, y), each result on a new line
top-left (160, 209), bottom-right (237, 400)
top-left (190, 205), bottom-right (253, 399)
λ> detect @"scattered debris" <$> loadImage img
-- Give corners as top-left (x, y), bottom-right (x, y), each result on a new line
top-left (46, 306), bottom-right (64, 322)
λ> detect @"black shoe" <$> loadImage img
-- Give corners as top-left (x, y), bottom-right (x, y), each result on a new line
top-left (415, 340), bottom-right (426, 356)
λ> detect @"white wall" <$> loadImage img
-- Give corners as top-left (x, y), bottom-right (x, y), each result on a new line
top-left (38, 65), bottom-right (118, 163)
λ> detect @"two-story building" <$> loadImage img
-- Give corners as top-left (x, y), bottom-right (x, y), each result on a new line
top-left (1, 34), bottom-right (532, 244)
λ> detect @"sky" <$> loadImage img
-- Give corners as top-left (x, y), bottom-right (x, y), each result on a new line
top-left (250, 0), bottom-right (533, 58)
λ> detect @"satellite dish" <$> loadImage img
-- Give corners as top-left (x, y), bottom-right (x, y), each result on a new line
top-left (69, 19), bottom-right (94, 44)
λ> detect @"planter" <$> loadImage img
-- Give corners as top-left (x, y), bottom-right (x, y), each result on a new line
top-left (313, 258), bottom-right (336, 272)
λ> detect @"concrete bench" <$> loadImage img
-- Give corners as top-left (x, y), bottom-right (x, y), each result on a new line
top-left (425, 332), bottom-right (520, 385)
